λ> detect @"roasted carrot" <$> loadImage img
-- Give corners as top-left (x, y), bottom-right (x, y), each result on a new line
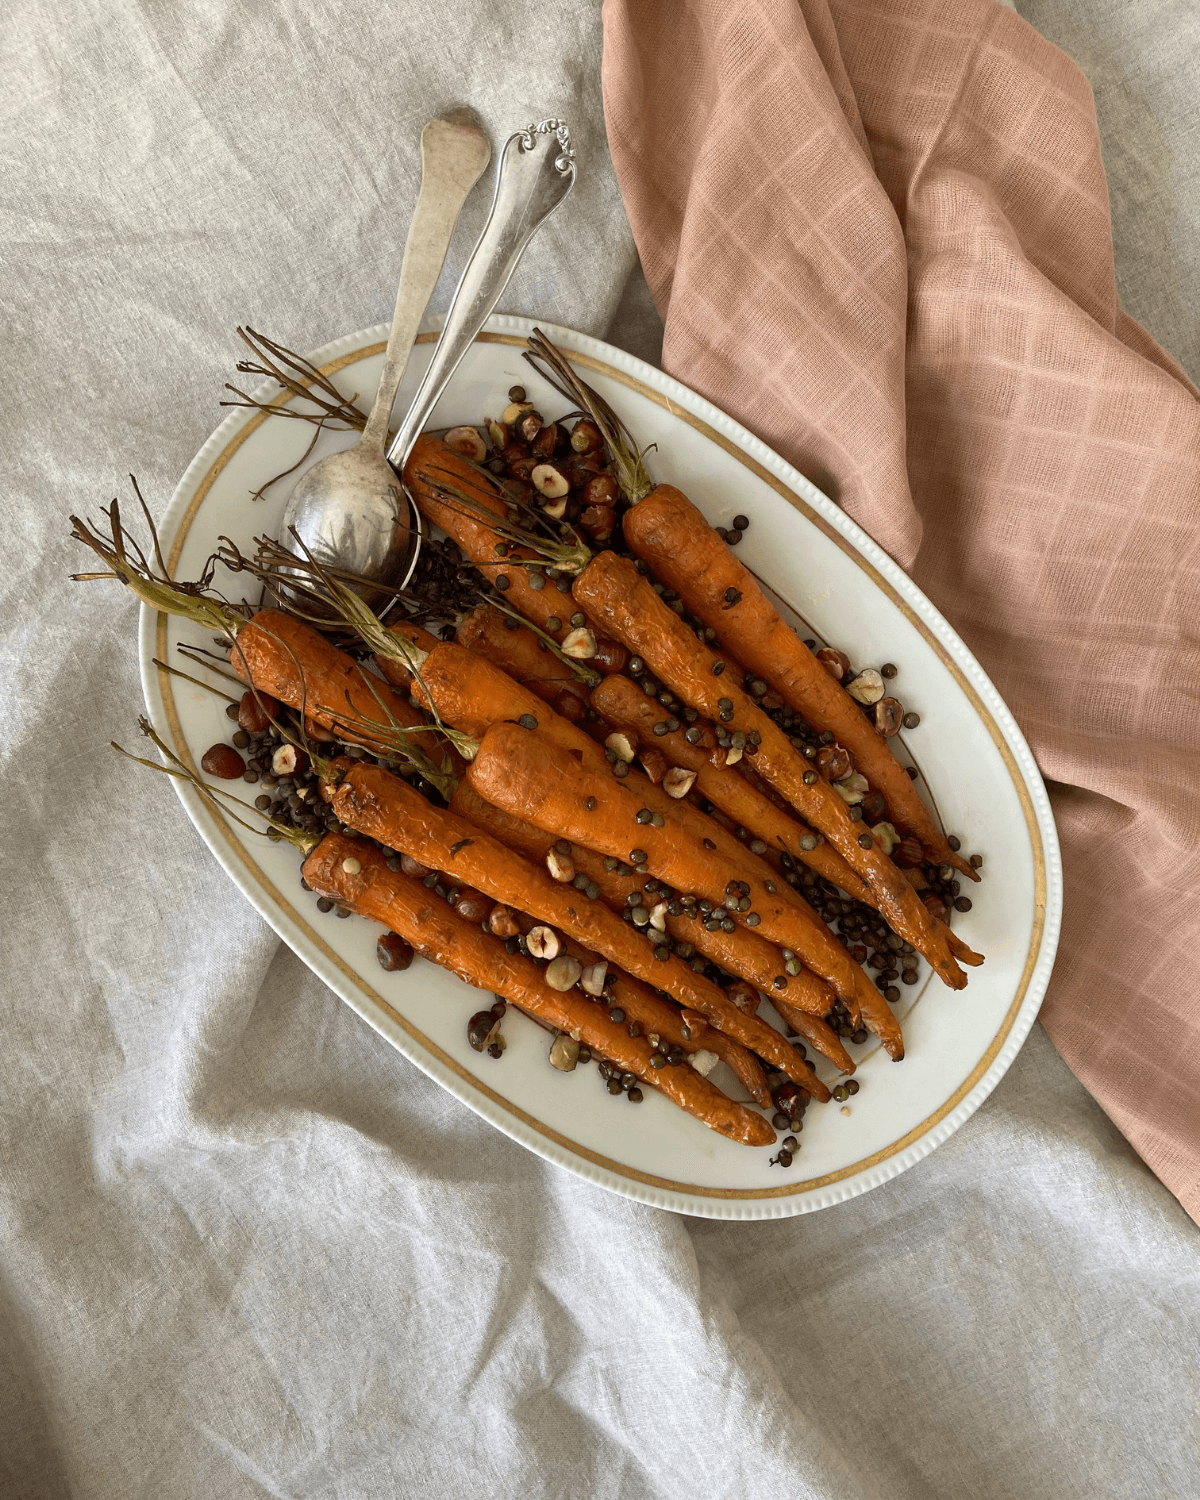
top-left (466, 722), bottom-right (905, 1059)
top-left (373, 620), bottom-right (444, 688)
top-left (455, 604), bottom-right (592, 716)
top-left (590, 673), bottom-right (873, 899)
top-left (301, 834), bottom-right (774, 1146)
top-left (573, 552), bottom-right (976, 989)
top-left (326, 759), bottom-right (829, 1097)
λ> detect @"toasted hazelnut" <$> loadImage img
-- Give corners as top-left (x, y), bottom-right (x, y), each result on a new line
top-left (237, 690), bottom-right (279, 733)
top-left (271, 743), bottom-right (308, 777)
top-left (580, 961), bottom-right (609, 996)
top-left (531, 462), bottom-right (570, 499)
top-left (727, 980), bottom-right (761, 1015)
top-left (860, 790), bottom-right (887, 823)
top-left (816, 647), bottom-right (852, 681)
top-left (639, 747), bottom-right (668, 784)
top-left (444, 426), bottom-right (487, 462)
top-left (870, 821), bottom-right (900, 856)
top-left (401, 853), bottom-right (431, 878)
top-left (590, 637), bottom-right (627, 675)
top-left (892, 835), bottom-right (924, 868)
top-left (582, 473), bottom-right (619, 508)
top-left (201, 743), bottom-right (245, 779)
top-left (562, 627), bottom-right (597, 659)
top-left (724, 741), bottom-right (743, 766)
top-left (540, 495), bottom-right (568, 520)
top-left (662, 767), bottom-right (697, 799)
top-left (544, 954), bottom-right (582, 992)
top-left (450, 888), bottom-right (491, 924)
top-left (815, 743), bottom-right (854, 781)
top-left (921, 892), bottom-right (949, 921)
top-left (488, 904), bottom-right (521, 938)
top-left (376, 933), bottom-right (414, 972)
top-left (648, 901), bottom-right (669, 932)
top-left (526, 926), bottom-right (560, 961)
top-left (578, 502), bottom-right (615, 537)
top-left (833, 771), bottom-right (869, 804)
top-left (689, 1048), bottom-right (719, 1077)
top-left (506, 453), bottom-right (537, 482)
top-left (570, 417), bottom-right (603, 453)
top-left (875, 696), bottom-right (904, 736)
top-left (846, 668), bottom-right (885, 704)
top-left (548, 1033), bottom-right (580, 1071)
top-left (517, 410), bottom-right (544, 444)
top-left (531, 422), bottom-right (560, 458)
top-left (467, 1010), bottom-right (502, 1051)
top-left (501, 400), bottom-right (533, 425)
top-left (546, 848), bottom-right (576, 883)
top-left (605, 730), bottom-right (637, 763)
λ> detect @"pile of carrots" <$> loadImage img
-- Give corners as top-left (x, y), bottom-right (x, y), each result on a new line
top-left (72, 332), bottom-right (984, 1156)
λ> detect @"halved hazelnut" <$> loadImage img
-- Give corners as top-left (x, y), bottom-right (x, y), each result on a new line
top-left (517, 410), bottom-right (544, 444)
top-left (875, 696), bottom-right (904, 736)
top-left (815, 743), bottom-right (853, 781)
top-left (727, 980), bottom-right (761, 1015)
top-left (271, 743), bottom-right (308, 777)
top-left (562, 627), bottom-right (597, 659)
top-left (649, 901), bottom-right (669, 932)
top-left (444, 426), bottom-right (487, 462)
top-left (870, 820), bottom-right (900, 856)
top-left (724, 742), bottom-right (743, 766)
top-left (501, 400), bottom-right (533, 425)
top-left (544, 954), bottom-right (582, 992)
top-left (833, 771), bottom-right (869, 804)
top-left (488, 903), bottom-right (521, 938)
top-left (846, 668), bottom-right (885, 705)
top-left (580, 962), bottom-right (609, 996)
top-left (548, 1033), bottom-right (580, 1071)
top-left (639, 747), bottom-right (668, 784)
top-left (605, 730), bottom-right (637, 763)
top-left (663, 767), bottom-right (697, 799)
top-left (546, 848), bottom-right (576, 883)
top-left (816, 647), bottom-right (852, 681)
top-left (570, 418), bottom-right (603, 453)
top-left (689, 1048), bottom-right (719, 1077)
top-left (540, 495), bottom-right (568, 521)
top-left (526, 926), bottom-right (560, 961)
top-left (531, 462), bottom-right (570, 499)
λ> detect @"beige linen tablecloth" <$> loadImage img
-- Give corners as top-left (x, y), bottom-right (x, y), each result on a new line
top-left (1, 1), bottom-right (1197, 1496)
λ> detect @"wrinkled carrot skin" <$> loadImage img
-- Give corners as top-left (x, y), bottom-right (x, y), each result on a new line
top-left (455, 606), bottom-right (591, 713)
top-left (450, 781), bottom-right (776, 1097)
top-left (449, 781), bottom-right (857, 1074)
top-left (574, 553), bottom-right (969, 992)
top-left (591, 674), bottom-right (871, 899)
top-left (467, 723), bottom-right (904, 1060)
top-left (301, 835), bottom-right (773, 1147)
top-left (772, 996), bottom-right (855, 1074)
top-left (373, 621), bottom-right (443, 689)
top-left (328, 760), bottom-right (828, 1097)
top-left (623, 486), bottom-right (978, 883)
top-left (229, 609), bottom-right (426, 745)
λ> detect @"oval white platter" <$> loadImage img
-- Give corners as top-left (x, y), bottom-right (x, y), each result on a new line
top-left (140, 314), bottom-right (1061, 1219)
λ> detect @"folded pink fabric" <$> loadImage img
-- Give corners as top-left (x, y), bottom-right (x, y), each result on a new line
top-left (602, 0), bottom-right (1200, 1219)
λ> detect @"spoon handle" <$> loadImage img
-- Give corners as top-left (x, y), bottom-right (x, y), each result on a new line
top-left (360, 113), bottom-right (492, 453)
top-left (386, 119), bottom-right (576, 470)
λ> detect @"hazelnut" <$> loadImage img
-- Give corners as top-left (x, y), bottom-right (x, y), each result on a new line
top-left (815, 743), bottom-right (854, 781)
top-left (577, 501), bottom-right (615, 538)
top-left (501, 400), bottom-right (533, 425)
top-left (570, 418), bottom-right (603, 453)
top-left (401, 853), bottom-right (431, 878)
top-left (816, 647), bottom-right (851, 681)
top-left (562, 627), bottom-right (597, 660)
top-left (546, 848), bottom-right (576, 883)
top-left (544, 954), bottom-right (582, 992)
top-left (531, 462), bottom-right (570, 499)
top-left (892, 835), bottom-right (924, 868)
top-left (605, 730), bottom-right (637, 763)
top-left (875, 696), bottom-right (904, 736)
top-left (689, 1048), bottom-right (719, 1077)
top-left (444, 426), bottom-right (487, 462)
top-left (648, 901), bottom-right (669, 932)
top-left (488, 904), bottom-right (520, 939)
top-left (376, 932), bottom-right (414, 972)
top-left (663, 767), bottom-right (697, 799)
top-left (870, 821), bottom-right (900, 856)
top-left (921, 892), bottom-right (949, 921)
top-left (548, 1033), bottom-right (580, 1071)
top-left (582, 473), bottom-right (619, 508)
top-left (467, 1009), bottom-right (502, 1052)
top-left (540, 496), bottom-right (569, 521)
top-left (531, 422), bottom-right (560, 458)
top-left (580, 962), bottom-right (609, 996)
top-left (271, 743), bottom-right (308, 777)
top-left (526, 926), bottom-right (560, 961)
top-left (590, 637), bottom-right (627, 675)
top-left (846, 668), bottom-right (885, 705)
top-left (833, 772), bottom-right (869, 804)
top-left (200, 743), bottom-right (245, 779)
top-left (639, 747), bottom-right (668, 784)
top-left (506, 453), bottom-right (537, 483)
top-left (237, 690), bottom-right (279, 734)
top-left (860, 790), bottom-right (887, 823)
top-left (517, 410), bottom-right (544, 444)
top-left (727, 980), bottom-right (761, 1015)
top-left (450, 888), bottom-right (491, 924)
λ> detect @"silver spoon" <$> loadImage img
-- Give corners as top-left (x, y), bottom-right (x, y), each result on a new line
top-left (280, 110), bottom-right (491, 598)
top-left (282, 118), bottom-right (576, 597)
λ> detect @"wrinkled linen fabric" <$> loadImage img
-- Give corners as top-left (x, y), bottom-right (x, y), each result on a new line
top-left (601, 0), bottom-right (1200, 1222)
top-left (1, 1), bottom-right (1198, 1497)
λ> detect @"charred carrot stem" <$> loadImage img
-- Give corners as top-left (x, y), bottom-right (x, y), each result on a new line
top-left (326, 760), bottom-right (829, 1098)
top-left (466, 723), bottom-right (904, 1059)
top-left (622, 486), bottom-right (978, 882)
top-left (573, 552), bottom-right (969, 991)
top-left (302, 835), bottom-right (774, 1147)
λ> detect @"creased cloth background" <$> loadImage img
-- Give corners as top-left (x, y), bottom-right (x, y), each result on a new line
top-left (1, 1), bottom-right (1197, 1497)
top-left (603, 0), bottom-right (1200, 1219)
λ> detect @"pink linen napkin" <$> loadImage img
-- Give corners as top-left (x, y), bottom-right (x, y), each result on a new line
top-left (602, 0), bottom-right (1200, 1220)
